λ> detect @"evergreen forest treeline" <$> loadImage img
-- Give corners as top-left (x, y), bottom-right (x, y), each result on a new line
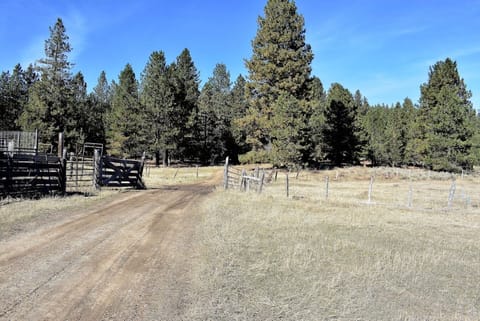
top-left (1, 0), bottom-right (479, 172)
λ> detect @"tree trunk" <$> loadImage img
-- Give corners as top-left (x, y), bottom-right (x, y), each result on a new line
top-left (155, 151), bottom-right (160, 167)
top-left (162, 149), bottom-right (169, 167)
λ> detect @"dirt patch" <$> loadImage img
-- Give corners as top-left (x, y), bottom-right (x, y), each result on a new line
top-left (0, 177), bottom-right (217, 320)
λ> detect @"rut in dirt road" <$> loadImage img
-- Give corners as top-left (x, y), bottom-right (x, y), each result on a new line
top-left (0, 182), bottom-right (215, 321)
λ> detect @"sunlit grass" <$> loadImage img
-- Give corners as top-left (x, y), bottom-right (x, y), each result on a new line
top-left (190, 166), bottom-right (480, 320)
top-left (142, 165), bottom-right (221, 188)
top-left (0, 190), bottom-right (118, 240)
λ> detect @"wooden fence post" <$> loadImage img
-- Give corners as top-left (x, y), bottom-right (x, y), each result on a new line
top-left (241, 169), bottom-right (246, 191)
top-left (258, 170), bottom-right (265, 194)
top-left (173, 168), bottom-right (179, 179)
top-left (367, 175), bottom-right (374, 204)
top-left (34, 128), bottom-right (39, 155)
top-left (58, 132), bottom-right (64, 159)
top-left (224, 156), bottom-right (229, 190)
top-left (274, 169), bottom-right (278, 182)
top-left (61, 148), bottom-right (67, 194)
top-left (325, 176), bottom-right (329, 200)
top-left (5, 154), bottom-right (13, 194)
top-left (93, 149), bottom-right (100, 191)
top-left (140, 151), bottom-right (146, 175)
top-left (196, 165), bottom-right (199, 179)
top-left (447, 178), bottom-right (456, 209)
top-left (407, 184), bottom-right (413, 208)
top-left (286, 173), bottom-right (290, 198)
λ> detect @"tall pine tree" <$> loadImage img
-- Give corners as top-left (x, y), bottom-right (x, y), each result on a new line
top-left (88, 71), bottom-right (111, 145)
top-left (323, 83), bottom-right (359, 165)
top-left (417, 58), bottom-right (476, 171)
top-left (197, 63), bottom-right (234, 164)
top-left (108, 64), bottom-right (145, 157)
top-left (19, 18), bottom-right (75, 150)
top-left (230, 75), bottom-right (249, 161)
top-left (171, 49), bottom-right (200, 160)
top-left (0, 64), bottom-right (36, 130)
top-left (140, 51), bottom-right (176, 166)
top-left (243, 0), bottom-right (314, 163)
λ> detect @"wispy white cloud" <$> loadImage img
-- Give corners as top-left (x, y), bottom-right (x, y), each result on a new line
top-left (18, 8), bottom-right (89, 69)
top-left (20, 36), bottom-right (46, 68)
top-left (63, 10), bottom-right (89, 64)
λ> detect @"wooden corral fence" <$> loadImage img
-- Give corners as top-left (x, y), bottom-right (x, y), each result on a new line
top-left (0, 134), bottom-right (146, 197)
top-left (99, 155), bottom-right (146, 189)
top-left (223, 157), bottom-right (275, 194)
top-left (0, 153), bottom-right (66, 197)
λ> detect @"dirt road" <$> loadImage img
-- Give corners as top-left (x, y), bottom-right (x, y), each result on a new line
top-left (0, 179), bottom-right (215, 320)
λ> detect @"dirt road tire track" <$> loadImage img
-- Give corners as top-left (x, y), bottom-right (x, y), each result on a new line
top-left (0, 181), bottom-right (215, 320)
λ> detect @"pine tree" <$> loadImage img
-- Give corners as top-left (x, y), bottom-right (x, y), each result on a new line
top-left (270, 93), bottom-right (306, 167)
top-left (397, 98), bottom-right (417, 165)
top-left (171, 49), bottom-right (200, 159)
top-left (108, 64), bottom-right (144, 157)
top-left (417, 58), bottom-right (476, 171)
top-left (243, 0), bottom-right (313, 157)
top-left (353, 90), bottom-right (370, 160)
top-left (140, 51), bottom-right (176, 166)
top-left (323, 83), bottom-right (359, 165)
top-left (230, 75), bottom-right (249, 161)
top-left (88, 71), bottom-right (111, 145)
top-left (362, 105), bottom-right (389, 166)
top-left (0, 64), bottom-right (35, 130)
top-left (0, 71), bottom-right (12, 130)
top-left (197, 63), bottom-right (233, 164)
top-left (19, 18), bottom-right (75, 150)
top-left (67, 72), bottom-right (88, 145)
top-left (308, 76), bottom-right (327, 163)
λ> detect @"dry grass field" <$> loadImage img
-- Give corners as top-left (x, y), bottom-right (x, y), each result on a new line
top-left (1, 165), bottom-right (479, 320)
top-left (143, 164), bottom-right (221, 187)
top-left (191, 166), bottom-right (480, 320)
top-left (0, 190), bottom-right (119, 240)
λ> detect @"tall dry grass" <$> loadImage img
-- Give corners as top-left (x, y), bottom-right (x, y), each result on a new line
top-left (143, 165), bottom-right (220, 188)
top-left (190, 167), bottom-right (480, 320)
top-left (0, 190), bottom-right (118, 240)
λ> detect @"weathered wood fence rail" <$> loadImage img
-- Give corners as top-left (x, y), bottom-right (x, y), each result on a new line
top-left (223, 157), bottom-right (274, 194)
top-left (0, 153), bottom-right (66, 197)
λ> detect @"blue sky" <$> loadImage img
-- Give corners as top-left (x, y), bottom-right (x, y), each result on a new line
top-left (1, 0), bottom-right (480, 108)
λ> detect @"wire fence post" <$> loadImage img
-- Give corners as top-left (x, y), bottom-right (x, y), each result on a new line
top-left (407, 184), bottom-right (413, 208)
top-left (367, 175), bottom-right (374, 204)
top-left (447, 178), bottom-right (456, 209)
top-left (241, 169), bottom-right (246, 191)
top-left (223, 156), bottom-right (229, 190)
top-left (258, 170), bottom-right (265, 194)
top-left (325, 176), bottom-right (329, 200)
top-left (286, 173), bottom-right (290, 198)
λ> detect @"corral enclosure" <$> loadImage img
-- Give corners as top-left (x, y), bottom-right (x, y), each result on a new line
top-left (0, 131), bottom-right (146, 198)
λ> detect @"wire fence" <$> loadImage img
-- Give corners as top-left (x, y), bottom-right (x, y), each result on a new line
top-left (0, 130), bottom-right (38, 154)
top-left (239, 166), bottom-right (480, 213)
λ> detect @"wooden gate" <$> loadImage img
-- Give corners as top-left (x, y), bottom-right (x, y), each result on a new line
top-left (99, 156), bottom-right (145, 189)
